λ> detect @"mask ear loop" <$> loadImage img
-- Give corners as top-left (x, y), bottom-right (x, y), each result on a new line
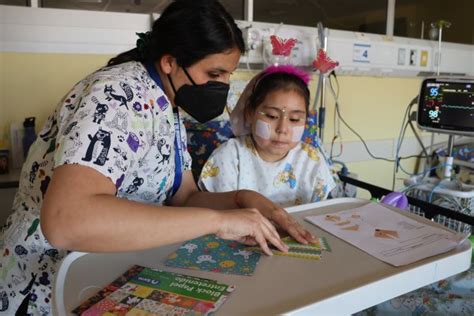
top-left (181, 67), bottom-right (197, 85)
top-left (167, 66), bottom-right (196, 95)
top-left (167, 74), bottom-right (178, 94)
top-left (167, 73), bottom-right (181, 108)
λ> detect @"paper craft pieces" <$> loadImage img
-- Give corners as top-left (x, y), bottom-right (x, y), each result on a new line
top-left (374, 229), bottom-right (399, 239)
top-left (325, 214), bottom-right (341, 222)
top-left (342, 224), bottom-right (359, 231)
top-left (246, 246), bottom-right (321, 260)
top-left (165, 235), bottom-right (261, 276)
top-left (72, 265), bottom-right (234, 316)
top-left (246, 236), bottom-right (330, 260)
top-left (281, 236), bottom-right (331, 252)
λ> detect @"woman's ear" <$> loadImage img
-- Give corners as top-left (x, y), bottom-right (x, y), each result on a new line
top-left (159, 54), bottom-right (176, 75)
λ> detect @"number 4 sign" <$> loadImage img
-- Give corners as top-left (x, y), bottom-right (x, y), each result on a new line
top-left (353, 43), bottom-right (371, 63)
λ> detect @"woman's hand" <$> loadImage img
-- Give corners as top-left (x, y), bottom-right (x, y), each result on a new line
top-left (235, 190), bottom-right (315, 245)
top-left (215, 208), bottom-right (289, 256)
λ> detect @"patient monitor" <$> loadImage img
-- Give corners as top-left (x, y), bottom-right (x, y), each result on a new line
top-left (417, 77), bottom-right (474, 136)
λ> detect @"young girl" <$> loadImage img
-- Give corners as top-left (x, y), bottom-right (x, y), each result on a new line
top-left (199, 65), bottom-right (337, 207)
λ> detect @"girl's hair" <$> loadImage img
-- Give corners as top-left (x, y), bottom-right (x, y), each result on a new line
top-left (246, 72), bottom-right (311, 114)
top-left (107, 0), bottom-right (245, 67)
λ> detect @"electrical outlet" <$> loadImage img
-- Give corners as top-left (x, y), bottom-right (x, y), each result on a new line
top-left (409, 49), bottom-right (418, 66)
top-left (420, 50), bottom-right (428, 67)
top-left (397, 48), bottom-right (406, 65)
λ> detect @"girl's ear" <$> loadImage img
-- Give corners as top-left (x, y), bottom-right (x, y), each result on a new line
top-left (159, 54), bottom-right (176, 75)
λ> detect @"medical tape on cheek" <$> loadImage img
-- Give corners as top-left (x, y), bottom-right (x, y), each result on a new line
top-left (291, 125), bottom-right (305, 142)
top-left (255, 119), bottom-right (272, 140)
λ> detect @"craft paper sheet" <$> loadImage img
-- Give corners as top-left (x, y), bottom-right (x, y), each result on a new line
top-left (305, 203), bottom-right (468, 266)
top-left (246, 236), bottom-right (330, 260)
top-left (165, 235), bottom-right (262, 276)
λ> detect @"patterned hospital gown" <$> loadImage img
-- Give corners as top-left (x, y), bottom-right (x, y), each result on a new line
top-left (0, 61), bottom-right (192, 315)
top-left (198, 136), bottom-right (336, 207)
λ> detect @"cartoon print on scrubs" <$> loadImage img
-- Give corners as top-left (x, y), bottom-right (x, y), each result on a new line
top-left (199, 135), bottom-right (336, 207)
top-left (105, 111), bottom-right (128, 134)
top-left (82, 128), bottom-right (112, 166)
top-left (91, 97), bottom-right (109, 124)
top-left (104, 82), bottom-right (134, 110)
top-left (0, 61), bottom-right (192, 315)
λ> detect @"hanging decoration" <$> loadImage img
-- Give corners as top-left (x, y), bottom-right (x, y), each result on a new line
top-left (312, 48), bottom-right (339, 74)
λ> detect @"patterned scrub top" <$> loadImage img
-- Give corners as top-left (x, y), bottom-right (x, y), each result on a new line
top-left (0, 61), bottom-right (192, 315)
top-left (198, 136), bottom-right (336, 207)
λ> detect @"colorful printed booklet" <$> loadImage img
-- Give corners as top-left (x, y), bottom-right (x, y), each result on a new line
top-left (165, 234), bottom-right (262, 276)
top-left (72, 265), bottom-right (235, 315)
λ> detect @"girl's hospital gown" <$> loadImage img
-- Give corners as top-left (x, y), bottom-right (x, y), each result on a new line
top-left (0, 61), bottom-right (191, 314)
top-left (199, 135), bottom-right (337, 208)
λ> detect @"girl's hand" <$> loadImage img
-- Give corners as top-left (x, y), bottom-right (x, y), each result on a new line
top-left (235, 190), bottom-right (315, 245)
top-left (215, 208), bottom-right (289, 256)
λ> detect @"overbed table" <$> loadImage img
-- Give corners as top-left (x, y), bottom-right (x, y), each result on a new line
top-left (53, 198), bottom-right (472, 315)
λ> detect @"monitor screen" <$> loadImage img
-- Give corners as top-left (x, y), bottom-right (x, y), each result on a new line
top-left (417, 77), bottom-right (474, 136)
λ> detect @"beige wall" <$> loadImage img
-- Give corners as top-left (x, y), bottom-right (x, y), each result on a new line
top-left (0, 52), bottom-right (422, 192)
top-left (1, 52), bottom-right (111, 136)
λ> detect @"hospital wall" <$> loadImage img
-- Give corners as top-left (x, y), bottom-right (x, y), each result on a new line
top-left (0, 52), bottom-right (423, 194)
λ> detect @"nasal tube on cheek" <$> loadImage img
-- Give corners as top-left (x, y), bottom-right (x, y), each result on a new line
top-left (255, 119), bottom-right (272, 140)
top-left (291, 125), bottom-right (305, 142)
